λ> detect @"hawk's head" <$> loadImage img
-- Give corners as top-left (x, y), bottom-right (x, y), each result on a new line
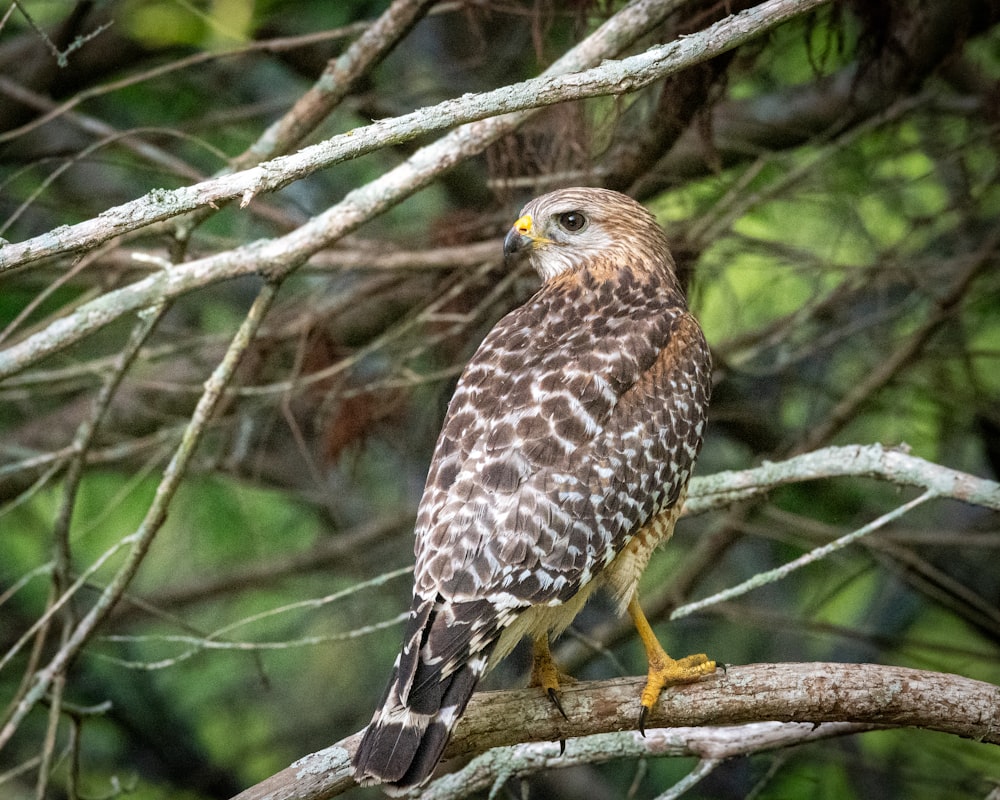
top-left (502, 187), bottom-right (673, 283)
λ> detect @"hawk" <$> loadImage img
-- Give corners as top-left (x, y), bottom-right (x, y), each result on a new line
top-left (353, 187), bottom-right (715, 789)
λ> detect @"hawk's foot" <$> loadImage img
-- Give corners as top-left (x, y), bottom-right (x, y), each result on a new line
top-left (637, 651), bottom-right (716, 734)
top-left (627, 594), bottom-right (716, 735)
top-left (530, 635), bottom-right (575, 720)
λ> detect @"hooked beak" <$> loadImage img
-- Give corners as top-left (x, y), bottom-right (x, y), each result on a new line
top-left (503, 213), bottom-right (537, 261)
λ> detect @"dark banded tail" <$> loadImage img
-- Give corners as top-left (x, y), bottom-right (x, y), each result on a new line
top-left (352, 596), bottom-right (503, 789)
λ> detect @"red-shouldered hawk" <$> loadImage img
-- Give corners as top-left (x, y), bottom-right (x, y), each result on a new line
top-left (353, 187), bottom-right (715, 789)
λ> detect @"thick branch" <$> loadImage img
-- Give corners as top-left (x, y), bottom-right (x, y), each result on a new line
top-left (0, 0), bottom-right (827, 274)
top-left (231, 662), bottom-right (1000, 800)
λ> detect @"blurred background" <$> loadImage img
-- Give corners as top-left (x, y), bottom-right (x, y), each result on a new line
top-left (1, 1), bottom-right (998, 798)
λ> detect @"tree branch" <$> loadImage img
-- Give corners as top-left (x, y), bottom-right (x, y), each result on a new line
top-left (418, 721), bottom-right (878, 800)
top-left (0, 0), bottom-right (828, 273)
top-left (230, 662), bottom-right (1000, 800)
top-left (0, 283), bottom-right (281, 749)
top-left (684, 443), bottom-right (1000, 515)
top-left (0, 0), bottom-right (832, 381)
top-left (233, 0), bottom-right (439, 169)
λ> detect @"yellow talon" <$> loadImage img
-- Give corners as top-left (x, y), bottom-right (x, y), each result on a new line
top-left (628, 595), bottom-right (715, 734)
top-left (530, 635), bottom-right (574, 719)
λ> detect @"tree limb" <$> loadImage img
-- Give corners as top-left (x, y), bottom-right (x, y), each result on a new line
top-left (0, 0), bottom-right (832, 383)
top-left (232, 0), bottom-right (439, 169)
top-left (0, 0), bottom-right (828, 274)
top-left (685, 443), bottom-right (1000, 515)
top-left (230, 662), bottom-right (1000, 800)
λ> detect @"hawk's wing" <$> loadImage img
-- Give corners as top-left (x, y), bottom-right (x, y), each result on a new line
top-left (354, 263), bottom-right (710, 789)
top-left (415, 266), bottom-right (710, 609)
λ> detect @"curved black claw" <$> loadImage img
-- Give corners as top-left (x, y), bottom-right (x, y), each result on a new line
top-left (547, 687), bottom-right (569, 721)
top-left (638, 704), bottom-right (650, 737)
top-left (559, 738), bottom-right (566, 755)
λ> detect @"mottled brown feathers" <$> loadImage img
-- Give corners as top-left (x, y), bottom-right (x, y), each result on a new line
top-left (353, 187), bottom-right (711, 789)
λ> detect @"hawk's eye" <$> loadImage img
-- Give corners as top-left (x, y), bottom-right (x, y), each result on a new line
top-left (558, 211), bottom-right (587, 233)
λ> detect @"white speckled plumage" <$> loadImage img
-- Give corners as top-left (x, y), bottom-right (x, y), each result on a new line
top-left (353, 187), bottom-right (711, 789)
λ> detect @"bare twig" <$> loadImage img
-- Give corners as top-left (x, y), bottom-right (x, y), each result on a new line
top-left (0, 282), bottom-right (280, 750)
top-left (795, 231), bottom-right (999, 453)
top-left (9, 0), bottom-right (111, 68)
top-left (0, 77), bottom-right (206, 183)
top-left (32, 302), bottom-right (169, 798)
top-left (234, 0), bottom-right (439, 169)
top-left (671, 489), bottom-right (936, 619)
top-left (112, 512), bottom-right (414, 618)
top-left (0, 24), bottom-right (374, 147)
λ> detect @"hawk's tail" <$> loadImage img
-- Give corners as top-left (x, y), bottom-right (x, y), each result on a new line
top-left (353, 597), bottom-right (502, 789)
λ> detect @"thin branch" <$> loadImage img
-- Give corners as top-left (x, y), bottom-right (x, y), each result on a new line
top-left (0, 4), bottom-right (475, 149)
top-left (420, 721), bottom-right (873, 800)
top-left (0, 22), bottom-right (374, 147)
top-left (652, 758), bottom-right (721, 800)
top-left (234, 0), bottom-right (438, 169)
top-left (229, 663), bottom-right (1000, 800)
top-left (97, 612), bottom-right (408, 670)
top-left (671, 488), bottom-right (936, 620)
top-left (9, 0), bottom-right (111, 69)
top-left (112, 512), bottom-right (414, 618)
top-left (0, 282), bottom-right (281, 750)
top-left (794, 230), bottom-right (999, 453)
top-left (51, 303), bottom-right (168, 586)
top-left (0, 77), bottom-right (206, 183)
top-left (0, 427), bottom-right (183, 485)
top-left (31, 302), bottom-right (169, 797)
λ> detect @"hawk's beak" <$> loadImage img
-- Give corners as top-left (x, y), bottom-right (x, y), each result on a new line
top-left (503, 214), bottom-right (536, 260)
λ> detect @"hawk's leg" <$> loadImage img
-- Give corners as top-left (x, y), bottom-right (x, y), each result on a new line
top-left (627, 594), bottom-right (715, 735)
top-left (529, 635), bottom-right (573, 720)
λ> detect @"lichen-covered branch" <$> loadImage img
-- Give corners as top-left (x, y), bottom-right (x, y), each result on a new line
top-left (0, 0), bottom-right (827, 274)
top-left (685, 443), bottom-right (1000, 514)
top-left (418, 721), bottom-right (877, 800)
